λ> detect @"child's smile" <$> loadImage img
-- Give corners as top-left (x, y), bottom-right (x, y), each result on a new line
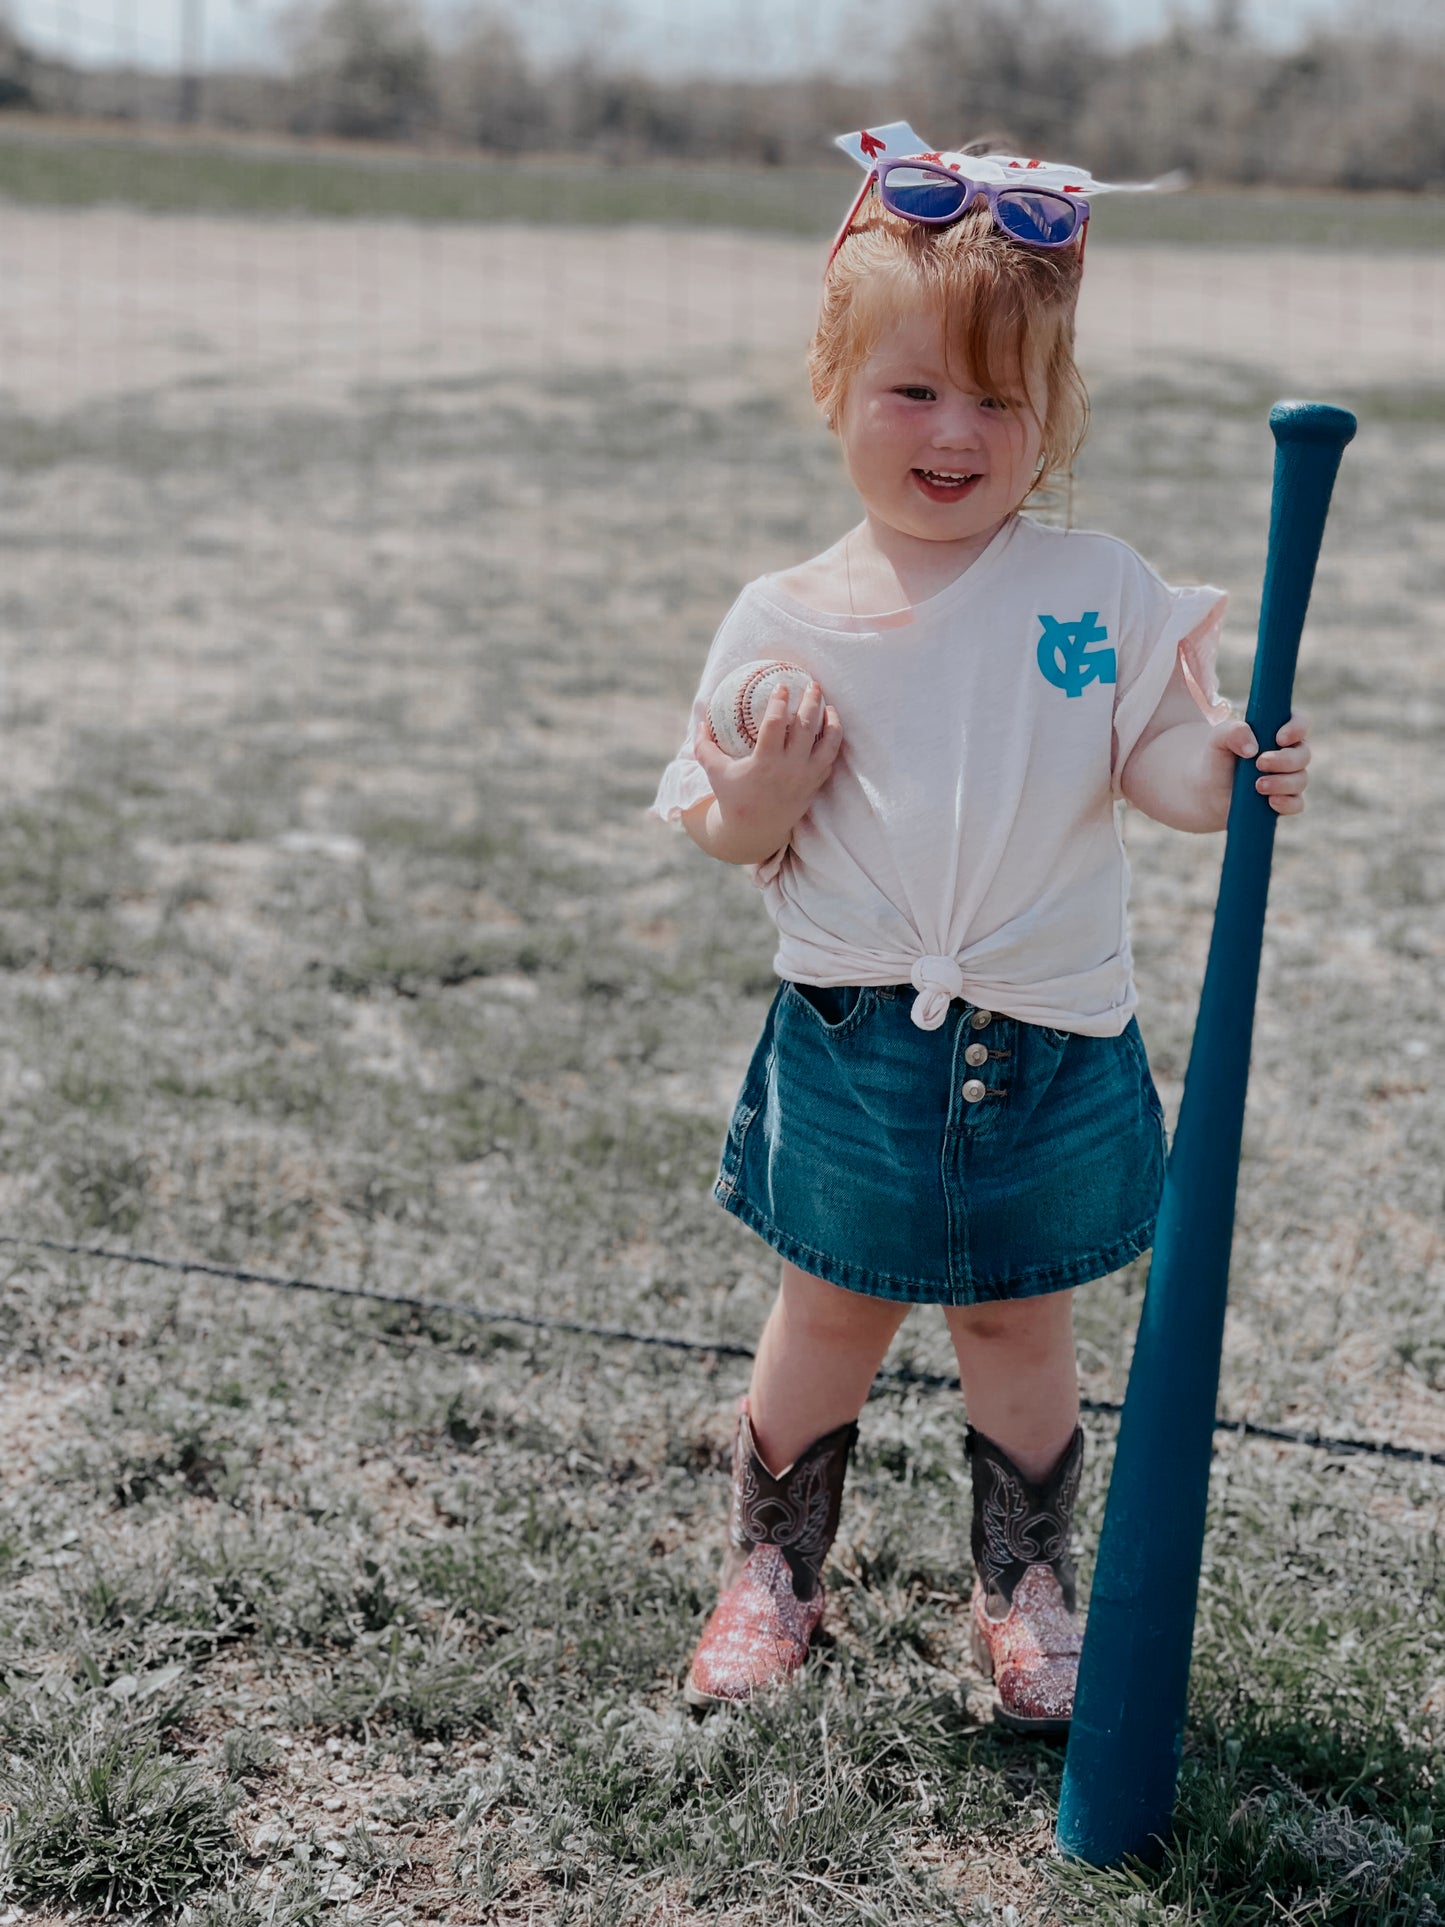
top-left (913, 467), bottom-right (984, 502)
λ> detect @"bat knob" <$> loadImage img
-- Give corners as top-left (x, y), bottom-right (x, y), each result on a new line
top-left (1268, 400), bottom-right (1358, 449)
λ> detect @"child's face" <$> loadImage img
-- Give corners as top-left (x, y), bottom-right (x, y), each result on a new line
top-left (836, 304), bottom-right (1046, 547)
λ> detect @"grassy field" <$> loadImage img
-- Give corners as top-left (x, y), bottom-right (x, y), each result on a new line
top-left (2, 115), bottom-right (1445, 248)
top-left (0, 153), bottom-right (1441, 1923)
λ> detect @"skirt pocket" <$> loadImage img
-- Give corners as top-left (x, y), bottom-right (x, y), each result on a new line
top-left (782, 981), bottom-right (879, 1036)
top-left (715, 989), bottom-right (781, 1197)
top-left (1120, 1017), bottom-right (1167, 1126)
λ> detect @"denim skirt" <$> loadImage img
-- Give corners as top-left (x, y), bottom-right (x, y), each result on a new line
top-left (714, 982), bottom-right (1169, 1306)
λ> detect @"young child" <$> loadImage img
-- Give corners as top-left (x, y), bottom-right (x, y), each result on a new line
top-left (648, 126), bottom-right (1311, 1732)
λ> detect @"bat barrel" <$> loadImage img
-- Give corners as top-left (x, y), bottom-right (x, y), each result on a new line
top-left (1056, 400), bottom-right (1355, 1869)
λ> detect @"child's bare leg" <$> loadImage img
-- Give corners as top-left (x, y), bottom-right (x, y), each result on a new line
top-left (946, 1291), bottom-right (1083, 1733)
top-left (749, 1260), bottom-right (910, 1470)
top-left (943, 1291), bottom-right (1080, 1477)
top-left (684, 1262), bottom-right (904, 1708)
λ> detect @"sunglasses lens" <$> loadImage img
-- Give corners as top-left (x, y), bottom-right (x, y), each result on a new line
top-left (995, 191), bottom-right (1079, 246)
top-left (882, 167), bottom-right (970, 222)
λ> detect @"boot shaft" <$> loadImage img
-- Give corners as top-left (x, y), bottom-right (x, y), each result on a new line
top-left (725, 1401), bottom-right (858, 1603)
top-left (967, 1424), bottom-right (1084, 1617)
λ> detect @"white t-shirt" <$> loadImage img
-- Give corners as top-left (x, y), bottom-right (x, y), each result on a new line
top-left (649, 513), bottom-right (1230, 1037)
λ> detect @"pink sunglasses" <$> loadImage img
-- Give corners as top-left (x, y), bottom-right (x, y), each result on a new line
top-left (827, 157), bottom-right (1090, 272)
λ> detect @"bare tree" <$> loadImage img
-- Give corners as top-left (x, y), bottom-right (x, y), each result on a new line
top-left (896, 0), bottom-right (1111, 156)
top-left (0, 9), bottom-right (36, 111)
top-left (1071, 22), bottom-right (1262, 181)
top-left (1252, 26), bottom-right (1445, 190)
top-left (279, 0), bottom-right (437, 140)
top-left (434, 5), bottom-right (543, 152)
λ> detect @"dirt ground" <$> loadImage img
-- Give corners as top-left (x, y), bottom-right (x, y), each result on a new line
top-left (2, 206), bottom-right (1442, 419)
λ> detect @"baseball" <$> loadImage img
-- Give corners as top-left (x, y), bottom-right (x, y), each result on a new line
top-left (706, 660), bottom-right (823, 759)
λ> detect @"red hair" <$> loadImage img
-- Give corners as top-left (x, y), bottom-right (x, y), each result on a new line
top-left (807, 199), bottom-right (1090, 502)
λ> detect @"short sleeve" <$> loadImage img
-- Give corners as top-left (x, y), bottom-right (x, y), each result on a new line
top-left (645, 585), bottom-right (791, 886)
top-left (1109, 560), bottom-right (1231, 799)
top-left (646, 588), bottom-right (750, 828)
top-left (649, 696), bottom-right (714, 826)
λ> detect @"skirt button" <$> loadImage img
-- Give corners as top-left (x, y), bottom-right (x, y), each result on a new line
top-left (964, 1042), bottom-right (989, 1067)
top-left (962, 1078), bottom-right (987, 1104)
top-left (970, 1009), bottom-right (993, 1030)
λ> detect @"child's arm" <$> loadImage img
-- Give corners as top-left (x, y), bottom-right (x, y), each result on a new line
top-left (1119, 656), bottom-right (1311, 832)
top-left (682, 678), bottom-right (844, 867)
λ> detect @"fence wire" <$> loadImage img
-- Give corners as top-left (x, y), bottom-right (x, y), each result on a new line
top-left (4, 1232), bottom-right (1442, 1470)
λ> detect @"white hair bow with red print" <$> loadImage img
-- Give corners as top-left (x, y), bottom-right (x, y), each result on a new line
top-left (836, 122), bottom-right (1182, 196)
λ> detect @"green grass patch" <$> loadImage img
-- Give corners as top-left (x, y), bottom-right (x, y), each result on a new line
top-left (0, 123), bottom-right (840, 231)
top-left (1, 1721), bottom-right (241, 1914)
top-left (0, 121), bottom-right (1443, 247)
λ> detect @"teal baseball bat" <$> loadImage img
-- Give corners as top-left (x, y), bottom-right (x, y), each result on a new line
top-left (1056, 400), bottom-right (1357, 1867)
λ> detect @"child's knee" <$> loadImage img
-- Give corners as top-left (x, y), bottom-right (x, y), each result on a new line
top-left (778, 1261), bottom-right (908, 1341)
top-left (946, 1291), bottom-right (1073, 1355)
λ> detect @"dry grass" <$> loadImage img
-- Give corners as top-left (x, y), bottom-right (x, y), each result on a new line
top-left (0, 187), bottom-right (1440, 1923)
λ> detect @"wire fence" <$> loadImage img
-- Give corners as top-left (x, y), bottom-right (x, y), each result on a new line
top-left (6, 1235), bottom-right (1443, 1469)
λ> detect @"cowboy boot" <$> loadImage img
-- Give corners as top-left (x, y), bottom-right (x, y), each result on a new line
top-left (683, 1397), bottom-right (857, 1710)
top-left (966, 1422), bottom-right (1085, 1735)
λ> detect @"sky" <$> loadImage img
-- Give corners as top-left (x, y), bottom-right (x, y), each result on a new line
top-left (4, 0), bottom-right (1367, 78)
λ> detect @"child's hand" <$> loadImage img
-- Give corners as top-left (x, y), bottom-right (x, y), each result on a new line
top-left (691, 679), bottom-right (844, 865)
top-left (1211, 711), bottom-right (1312, 816)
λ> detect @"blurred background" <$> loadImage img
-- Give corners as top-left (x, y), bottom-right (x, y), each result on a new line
top-left (2, 0), bottom-right (1442, 190)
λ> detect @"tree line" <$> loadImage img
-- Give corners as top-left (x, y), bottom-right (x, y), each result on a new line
top-left (3, 0), bottom-right (1442, 192)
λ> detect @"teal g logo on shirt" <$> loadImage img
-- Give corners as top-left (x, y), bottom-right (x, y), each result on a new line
top-left (1037, 613), bottom-right (1117, 698)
